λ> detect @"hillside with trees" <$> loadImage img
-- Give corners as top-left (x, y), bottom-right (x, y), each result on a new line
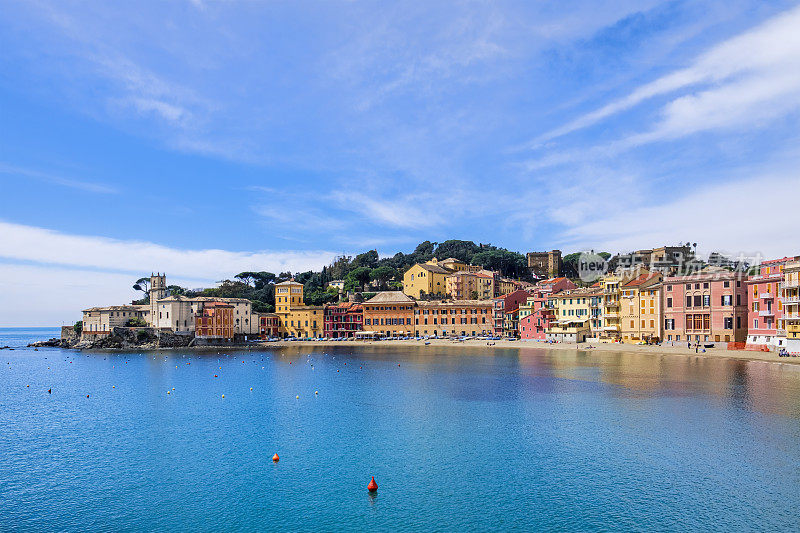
top-left (137, 239), bottom-right (534, 311)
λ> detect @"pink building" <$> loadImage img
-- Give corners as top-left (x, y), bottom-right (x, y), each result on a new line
top-left (492, 289), bottom-right (532, 337)
top-left (745, 257), bottom-right (796, 348)
top-left (520, 277), bottom-right (576, 340)
top-left (663, 267), bottom-right (748, 344)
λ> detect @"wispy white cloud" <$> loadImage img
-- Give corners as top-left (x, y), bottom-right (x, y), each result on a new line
top-left (534, 4), bottom-right (800, 144)
top-left (0, 220), bottom-right (337, 280)
top-left (555, 170), bottom-right (800, 258)
top-left (0, 162), bottom-right (118, 194)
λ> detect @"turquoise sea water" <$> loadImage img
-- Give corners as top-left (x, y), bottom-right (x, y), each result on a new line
top-left (2, 327), bottom-right (800, 531)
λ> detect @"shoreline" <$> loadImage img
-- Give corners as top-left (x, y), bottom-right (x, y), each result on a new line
top-left (256, 338), bottom-right (800, 366)
top-left (28, 334), bottom-right (800, 366)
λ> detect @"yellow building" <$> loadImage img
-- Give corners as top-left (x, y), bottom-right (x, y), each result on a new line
top-left (548, 288), bottom-right (593, 323)
top-left (274, 280), bottom-right (323, 338)
top-left (784, 261), bottom-right (800, 352)
top-left (620, 272), bottom-right (663, 344)
top-left (598, 273), bottom-right (624, 341)
top-left (403, 261), bottom-right (453, 299)
top-left (546, 288), bottom-right (594, 342)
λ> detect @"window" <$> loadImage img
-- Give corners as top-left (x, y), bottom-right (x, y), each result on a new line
top-left (667, 285), bottom-right (672, 291)
top-left (703, 295), bottom-right (710, 307)
top-left (736, 316), bottom-right (741, 328)
top-left (724, 281), bottom-right (730, 288)
top-left (686, 296), bottom-right (692, 307)
top-left (694, 295), bottom-right (702, 307)
top-left (667, 297), bottom-right (673, 308)
top-left (724, 317), bottom-right (733, 329)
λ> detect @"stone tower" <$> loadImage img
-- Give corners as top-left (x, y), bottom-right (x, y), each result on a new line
top-left (150, 273), bottom-right (167, 326)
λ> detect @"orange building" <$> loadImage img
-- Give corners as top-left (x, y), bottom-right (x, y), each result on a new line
top-left (195, 301), bottom-right (234, 340)
top-left (414, 300), bottom-right (493, 337)
top-left (362, 291), bottom-right (415, 337)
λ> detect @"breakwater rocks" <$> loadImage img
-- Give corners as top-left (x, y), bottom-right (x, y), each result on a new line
top-left (29, 327), bottom-right (194, 350)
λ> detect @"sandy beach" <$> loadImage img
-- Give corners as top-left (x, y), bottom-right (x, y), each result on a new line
top-left (257, 337), bottom-right (800, 366)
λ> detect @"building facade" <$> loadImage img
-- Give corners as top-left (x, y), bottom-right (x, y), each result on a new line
top-left (527, 250), bottom-right (562, 279)
top-left (518, 277), bottom-right (576, 340)
top-left (662, 267), bottom-right (748, 344)
top-left (274, 280), bottom-right (323, 338)
top-left (620, 272), bottom-right (663, 344)
top-left (194, 301), bottom-right (234, 341)
top-left (362, 291), bottom-right (415, 337)
top-left (81, 305), bottom-right (149, 337)
top-left (445, 270), bottom-right (497, 300)
top-left (413, 300), bottom-right (492, 337)
top-left (492, 289), bottom-right (532, 337)
top-left (403, 262), bottom-right (453, 299)
top-left (782, 260), bottom-right (800, 352)
top-left (324, 302), bottom-right (363, 338)
top-left (257, 313), bottom-right (280, 339)
top-left (746, 257), bottom-right (794, 348)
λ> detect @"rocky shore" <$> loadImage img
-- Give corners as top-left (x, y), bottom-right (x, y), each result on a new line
top-left (28, 327), bottom-right (195, 350)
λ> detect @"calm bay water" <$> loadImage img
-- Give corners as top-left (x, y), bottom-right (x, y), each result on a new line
top-left (2, 327), bottom-right (800, 531)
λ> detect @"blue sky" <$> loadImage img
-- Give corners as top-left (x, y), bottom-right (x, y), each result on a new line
top-left (2, 1), bottom-right (800, 325)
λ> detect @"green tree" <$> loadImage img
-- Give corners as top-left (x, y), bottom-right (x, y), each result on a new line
top-left (370, 265), bottom-right (398, 290)
top-left (125, 317), bottom-right (148, 327)
top-left (73, 321), bottom-right (83, 334)
top-left (234, 272), bottom-right (258, 286)
top-left (353, 250), bottom-right (379, 269)
top-left (133, 277), bottom-right (150, 296)
top-left (346, 266), bottom-right (372, 291)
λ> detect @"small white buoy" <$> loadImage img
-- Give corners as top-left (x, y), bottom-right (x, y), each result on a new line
top-left (315, 390), bottom-right (318, 395)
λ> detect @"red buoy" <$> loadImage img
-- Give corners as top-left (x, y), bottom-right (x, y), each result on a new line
top-left (272, 453), bottom-right (279, 462)
top-left (367, 476), bottom-right (378, 492)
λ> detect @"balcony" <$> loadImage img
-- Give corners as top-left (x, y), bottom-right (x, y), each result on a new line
top-left (782, 296), bottom-right (800, 304)
top-left (785, 280), bottom-right (800, 289)
top-left (759, 309), bottom-right (774, 317)
top-left (759, 292), bottom-right (772, 299)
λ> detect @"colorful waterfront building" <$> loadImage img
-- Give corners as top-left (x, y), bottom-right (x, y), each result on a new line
top-left (782, 260), bottom-right (800, 352)
top-left (274, 280), bottom-right (323, 338)
top-left (598, 273), bottom-right (625, 341)
top-left (588, 285), bottom-right (604, 335)
top-left (323, 302), bottom-right (363, 338)
top-left (662, 266), bottom-right (748, 344)
top-left (745, 257), bottom-right (796, 349)
top-left (620, 272), bottom-right (663, 344)
top-left (362, 291), bottom-right (415, 338)
top-left (257, 312), bottom-right (280, 339)
top-left (413, 300), bottom-right (492, 337)
top-left (519, 277), bottom-right (576, 340)
top-left (545, 287), bottom-right (597, 342)
top-left (194, 301), bottom-right (234, 341)
top-left (492, 289), bottom-right (532, 337)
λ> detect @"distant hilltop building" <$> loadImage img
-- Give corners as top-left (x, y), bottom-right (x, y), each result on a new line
top-left (526, 250), bottom-right (562, 279)
top-left (611, 245), bottom-right (694, 274)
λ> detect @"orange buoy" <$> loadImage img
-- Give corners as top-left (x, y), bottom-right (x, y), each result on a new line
top-left (48, 388), bottom-right (51, 394)
top-left (272, 453), bottom-right (279, 462)
top-left (367, 476), bottom-right (378, 492)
